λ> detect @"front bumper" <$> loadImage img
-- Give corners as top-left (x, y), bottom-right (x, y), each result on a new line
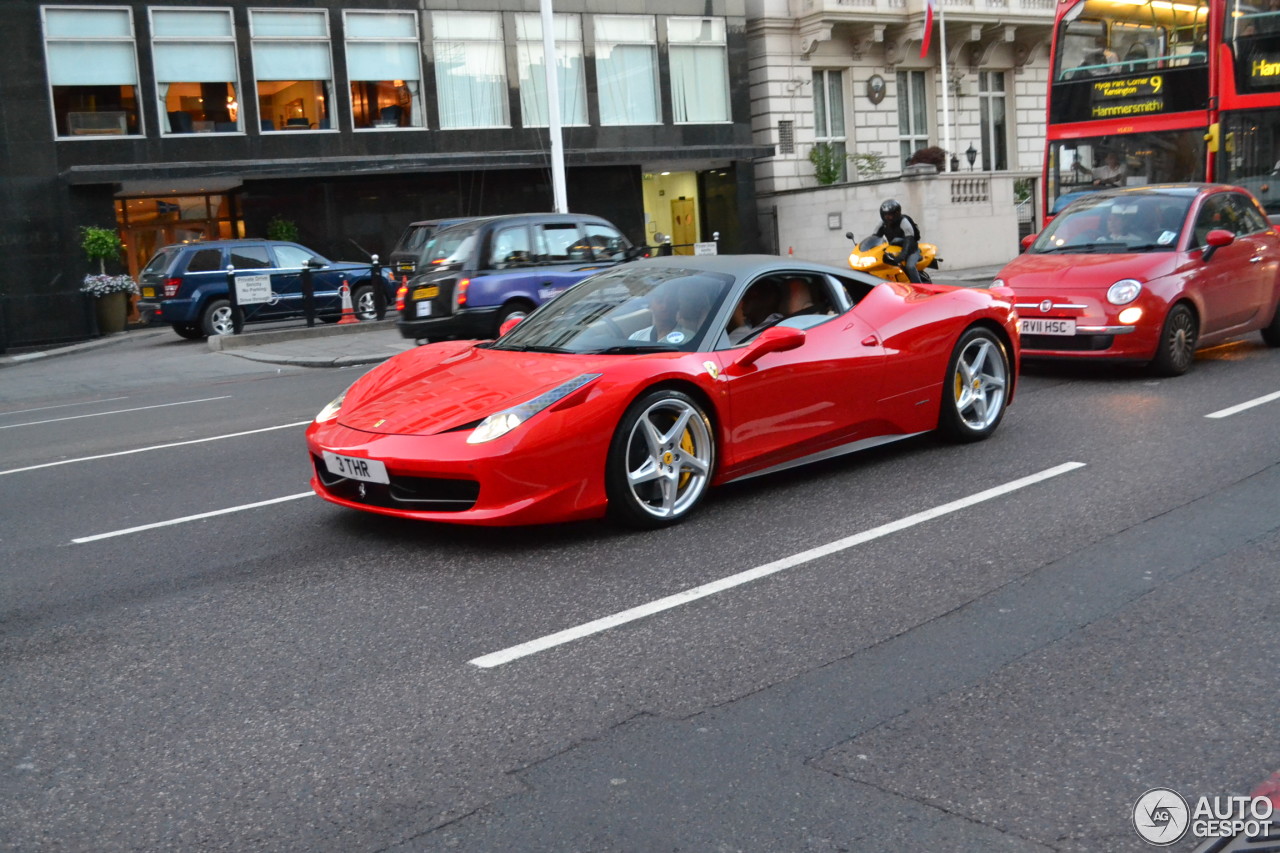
top-left (396, 306), bottom-right (500, 341)
top-left (305, 417), bottom-right (609, 526)
top-left (1015, 294), bottom-right (1161, 361)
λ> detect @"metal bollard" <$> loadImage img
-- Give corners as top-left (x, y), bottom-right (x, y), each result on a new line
top-left (301, 259), bottom-right (316, 327)
top-left (371, 253), bottom-right (386, 320)
top-left (226, 264), bottom-right (245, 335)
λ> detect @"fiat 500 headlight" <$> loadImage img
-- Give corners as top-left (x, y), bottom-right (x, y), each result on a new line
top-left (1107, 279), bottom-right (1143, 305)
top-left (467, 374), bottom-right (601, 444)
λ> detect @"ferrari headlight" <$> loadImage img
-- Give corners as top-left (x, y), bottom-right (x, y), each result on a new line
top-left (1107, 279), bottom-right (1142, 305)
top-left (467, 373), bottom-right (601, 444)
top-left (315, 388), bottom-right (349, 423)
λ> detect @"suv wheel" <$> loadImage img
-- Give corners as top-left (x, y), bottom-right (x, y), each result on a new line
top-left (201, 298), bottom-right (235, 337)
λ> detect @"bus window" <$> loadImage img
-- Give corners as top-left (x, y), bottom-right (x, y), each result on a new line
top-left (1053, 0), bottom-right (1208, 83)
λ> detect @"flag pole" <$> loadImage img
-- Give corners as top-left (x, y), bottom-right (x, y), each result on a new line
top-left (938, 0), bottom-right (953, 170)
top-left (541, 0), bottom-right (568, 213)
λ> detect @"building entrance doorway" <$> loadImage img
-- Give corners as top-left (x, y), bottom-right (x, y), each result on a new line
top-left (115, 193), bottom-right (242, 278)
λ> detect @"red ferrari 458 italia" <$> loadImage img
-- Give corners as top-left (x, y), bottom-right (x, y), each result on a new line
top-left (999, 184), bottom-right (1280, 375)
top-left (306, 255), bottom-right (1019, 527)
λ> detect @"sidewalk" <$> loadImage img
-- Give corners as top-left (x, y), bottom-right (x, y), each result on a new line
top-left (0, 264), bottom-right (1005, 370)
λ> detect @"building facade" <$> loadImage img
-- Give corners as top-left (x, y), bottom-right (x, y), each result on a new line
top-left (3, 0), bottom-right (768, 347)
top-left (745, 0), bottom-right (1055, 261)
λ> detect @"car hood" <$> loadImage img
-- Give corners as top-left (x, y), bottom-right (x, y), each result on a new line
top-left (999, 251), bottom-right (1178, 291)
top-left (337, 342), bottom-right (623, 436)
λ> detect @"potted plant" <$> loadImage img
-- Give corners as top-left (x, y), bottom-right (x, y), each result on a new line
top-left (79, 226), bottom-right (137, 334)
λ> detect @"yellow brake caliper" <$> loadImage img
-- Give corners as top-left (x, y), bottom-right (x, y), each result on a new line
top-left (678, 428), bottom-right (695, 489)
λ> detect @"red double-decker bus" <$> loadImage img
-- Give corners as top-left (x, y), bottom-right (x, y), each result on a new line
top-left (1044, 0), bottom-right (1280, 219)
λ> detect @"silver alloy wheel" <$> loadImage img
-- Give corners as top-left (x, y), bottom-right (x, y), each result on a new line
top-left (952, 335), bottom-right (1008, 430)
top-left (623, 397), bottom-right (713, 520)
top-left (209, 304), bottom-right (234, 336)
top-left (1164, 308), bottom-right (1196, 372)
top-left (355, 287), bottom-right (377, 320)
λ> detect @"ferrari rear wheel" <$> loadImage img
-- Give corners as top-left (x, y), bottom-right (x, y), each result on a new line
top-left (606, 389), bottom-right (715, 528)
top-left (1150, 303), bottom-right (1197, 376)
top-left (938, 327), bottom-right (1009, 442)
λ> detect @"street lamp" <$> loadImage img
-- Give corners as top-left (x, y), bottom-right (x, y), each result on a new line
top-left (966, 143), bottom-right (978, 171)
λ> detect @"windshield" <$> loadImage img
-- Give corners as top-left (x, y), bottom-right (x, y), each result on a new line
top-left (419, 224), bottom-right (478, 268)
top-left (857, 234), bottom-right (889, 252)
top-left (492, 266), bottom-right (735, 354)
top-left (1031, 193), bottom-right (1193, 253)
top-left (1046, 131), bottom-right (1204, 211)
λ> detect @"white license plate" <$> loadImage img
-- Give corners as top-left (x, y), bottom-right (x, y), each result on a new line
top-left (322, 451), bottom-right (389, 484)
top-left (416, 301), bottom-right (432, 318)
top-left (1019, 317), bottom-right (1076, 336)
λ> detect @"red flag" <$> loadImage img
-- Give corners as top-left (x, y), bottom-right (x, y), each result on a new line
top-left (920, 0), bottom-right (936, 58)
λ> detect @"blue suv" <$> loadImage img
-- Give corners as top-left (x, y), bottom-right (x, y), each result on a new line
top-left (395, 213), bottom-right (640, 341)
top-left (137, 239), bottom-right (394, 339)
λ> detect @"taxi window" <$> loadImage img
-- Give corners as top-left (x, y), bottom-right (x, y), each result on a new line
top-left (535, 222), bottom-right (585, 262)
top-left (489, 225), bottom-right (533, 269)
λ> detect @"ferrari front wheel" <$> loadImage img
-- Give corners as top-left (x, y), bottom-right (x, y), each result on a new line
top-left (938, 327), bottom-right (1009, 442)
top-left (606, 389), bottom-right (715, 528)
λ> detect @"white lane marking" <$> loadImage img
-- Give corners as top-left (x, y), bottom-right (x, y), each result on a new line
top-left (72, 492), bottom-right (315, 544)
top-left (0, 397), bottom-right (129, 417)
top-left (0, 421), bottom-right (312, 477)
top-left (0, 396), bottom-right (231, 430)
top-left (470, 461), bottom-right (1088, 668)
top-left (1205, 390), bottom-right (1280, 419)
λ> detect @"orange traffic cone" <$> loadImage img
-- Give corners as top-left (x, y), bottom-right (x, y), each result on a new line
top-left (337, 278), bottom-right (359, 324)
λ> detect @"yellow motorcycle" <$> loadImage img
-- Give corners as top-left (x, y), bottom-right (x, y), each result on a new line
top-left (845, 231), bottom-right (941, 283)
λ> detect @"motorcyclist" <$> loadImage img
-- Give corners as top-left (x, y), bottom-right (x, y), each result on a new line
top-left (873, 199), bottom-right (924, 283)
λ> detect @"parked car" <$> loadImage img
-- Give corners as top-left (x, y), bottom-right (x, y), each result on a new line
top-left (997, 184), bottom-right (1280, 375)
top-left (395, 213), bottom-right (641, 342)
top-left (309, 254), bottom-right (1018, 527)
top-left (137, 239), bottom-right (395, 339)
top-left (387, 217), bottom-right (473, 277)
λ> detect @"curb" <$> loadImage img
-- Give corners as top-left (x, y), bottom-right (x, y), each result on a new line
top-left (207, 318), bottom-right (397, 351)
top-left (0, 329), bottom-right (162, 369)
top-left (216, 350), bottom-right (393, 368)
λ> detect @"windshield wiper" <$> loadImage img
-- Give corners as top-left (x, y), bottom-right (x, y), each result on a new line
top-left (592, 344), bottom-right (679, 354)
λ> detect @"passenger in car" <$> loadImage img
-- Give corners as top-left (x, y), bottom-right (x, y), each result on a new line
top-left (727, 281), bottom-right (784, 344)
top-left (629, 284), bottom-right (681, 342)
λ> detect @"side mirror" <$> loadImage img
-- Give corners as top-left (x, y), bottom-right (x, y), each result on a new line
top-left (735, 326), bottom-right (804, 369)
top-left (845, 231), bottom-right (855, 241)
top-left (1020, 233), bottom-right (1037, 252)
top-left (498, 316), bottom-right (523, 337)
top-left (1202, 228), bottom-right (1234, 262)
top-left (625, 244), bottom-right (650, 261)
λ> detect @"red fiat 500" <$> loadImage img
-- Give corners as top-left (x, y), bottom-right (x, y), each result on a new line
top-left (997, 184), bottom-right (1280, 375)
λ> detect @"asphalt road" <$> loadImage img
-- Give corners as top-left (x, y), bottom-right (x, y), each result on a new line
top-left (1, 324), bottom-right (1278, 852)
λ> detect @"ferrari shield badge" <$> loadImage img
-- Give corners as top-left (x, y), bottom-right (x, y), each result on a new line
top-left (703, 360), bottom-right (719, 379)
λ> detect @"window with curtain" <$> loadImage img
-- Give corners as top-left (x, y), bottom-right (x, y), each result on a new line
top-left (345, 10), bottom-right (424, 130)
top-left (668, 17), bottom-right (730, 124)
top-left (432, 11), bottom-right (508, 129)
top-left (813, 69), bottom-right (847, 181)
top-left (897, 70), bottom-right (929, 166)
top-left (42, 6), bottom-right (141, 137)
top-left (978, 71), bottom-right (1008, 171)
top-left (151, 8), bottom-right (240, 135)
top-left (514, 13), bottom-right (586, 128)
top-left (250, 9), bottom-right (333, 132)
top-left (595, 15), bottom-right (659, 126)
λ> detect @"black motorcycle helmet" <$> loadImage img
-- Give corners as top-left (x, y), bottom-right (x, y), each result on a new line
top-left (879, 199), bottom-right (902, 226)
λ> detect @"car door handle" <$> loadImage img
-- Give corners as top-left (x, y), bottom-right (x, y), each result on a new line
top-left (861, 334), bottom-right (879, 347)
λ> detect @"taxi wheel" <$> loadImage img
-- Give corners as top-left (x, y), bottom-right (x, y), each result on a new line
top-left (606, 389), bottom-right (715, 528)
top-left (1151, 303), bottom-right (1197, 376)
top-left (200, 299), bottom-right (235, 337)
top-left (492, 300), bottom-right (534, 338)
top-left (938, 327), bottom-right (1010, 442)
top-left (172, 323), bottom-right (204, 340)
